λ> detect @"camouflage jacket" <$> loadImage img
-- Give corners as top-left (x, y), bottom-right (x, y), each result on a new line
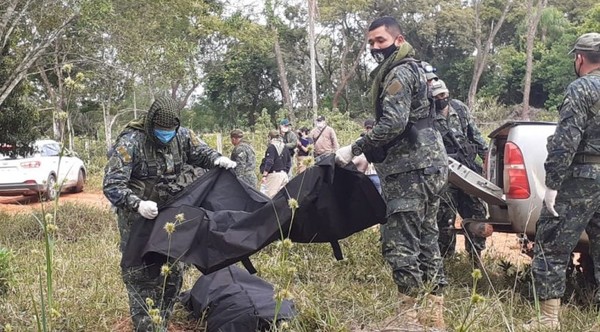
top-left (435, 99), bottom-right (488, 160)
top-left (545, 68), bottom-right (600, 190)
top-left (364, 43), bottom-right (447, 177)
top-left (230, 141), bottom-right (258, 187)
top-left (103, 124), bottom-right (221, 211)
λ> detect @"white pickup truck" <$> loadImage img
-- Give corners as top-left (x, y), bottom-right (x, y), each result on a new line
top-left (449, 121), bottom-right (590, 254)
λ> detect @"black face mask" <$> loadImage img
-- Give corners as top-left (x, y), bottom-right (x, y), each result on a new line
top-left (370, 43), bottom-right (398, 63)
top-left (435, 97), bottom-right (449, 112)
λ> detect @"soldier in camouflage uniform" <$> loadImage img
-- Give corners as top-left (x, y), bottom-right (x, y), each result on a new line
top-left (524, 33), bottom-right (600, 331)
top-left (431, 80), bottom-right (488, 259)
top-left (336, 16), bottom-right (448, 331)
top-left (230, 129), bottom-right (258, 188)
top-left (103, 96), bottom-right (237, 331)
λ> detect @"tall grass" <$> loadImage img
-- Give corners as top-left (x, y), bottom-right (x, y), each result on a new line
top-left (1, 203), bottom-right (599, 331)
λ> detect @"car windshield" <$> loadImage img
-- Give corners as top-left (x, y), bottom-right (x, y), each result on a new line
top-left (40, 143), bottom-right (61, 157)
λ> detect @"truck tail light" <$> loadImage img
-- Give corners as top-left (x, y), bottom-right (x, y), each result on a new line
top-left (21, 161), bottom-right (41, 168)
top-left (504, 142), bottom-right (530, 199)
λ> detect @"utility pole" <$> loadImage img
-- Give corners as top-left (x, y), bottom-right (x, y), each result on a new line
top-left (308, 0), bottom-right (318, 120)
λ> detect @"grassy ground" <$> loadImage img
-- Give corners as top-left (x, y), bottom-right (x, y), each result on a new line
top-left (0, 201), bottom-right (598, 331)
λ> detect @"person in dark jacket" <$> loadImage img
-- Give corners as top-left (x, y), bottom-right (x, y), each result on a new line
top-left (261, 129), bottom-right (291, 198)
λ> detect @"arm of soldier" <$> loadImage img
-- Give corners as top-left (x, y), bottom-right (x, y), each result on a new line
top-left (103, 138), bottom-right (142, 211)
top-left (544, 85), bottom-right (587, 190)
top-left (181, 128), bottom-right (221, 168)
top-left (284, 131), bottom-right (298, 150)
top-left (465, 108), bottom-right (488, 160)
top-left (364, 66), bottom-right (414, 148)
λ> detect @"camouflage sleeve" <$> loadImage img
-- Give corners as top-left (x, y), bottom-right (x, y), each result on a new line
top-left (284, 131), bottom-right (298, 150)
top-left (463, 104), bottom-right (488, 159)
top-left (102, 133), bottom-right (142, 210)
top-left (544, 82), bottom-right (588, 190)
top-left (365, 65), bottom-right (414, 147)
top-left (180, 127), bottom-right (221, 169)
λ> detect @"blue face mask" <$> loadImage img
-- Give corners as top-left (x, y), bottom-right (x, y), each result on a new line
top-left (154, 128), bottom-right (177, 143)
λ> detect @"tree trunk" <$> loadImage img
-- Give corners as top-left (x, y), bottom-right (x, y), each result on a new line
top-left (102, 102), bottom-right (112, 152)
top-left (308, 0), bottom-right (318, 120)
top-left (332, 19), bottom-right (366, 111)
top-left (467, 0), bottom-right (513, 109)
top-left (273, 33), bottom-right (293, 121)
top-left (522, 0), bottom-right (546, 120)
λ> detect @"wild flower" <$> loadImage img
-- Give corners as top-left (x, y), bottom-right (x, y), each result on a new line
top-left (288, 198), bottom-right (299, 210)
top-left (61, 63), bottom-right (73, 73)
top-left (163, 222), bottom-right (176, 234)
top-left (279, 321), bottom-right (290, 330)
top-left (306, 144), bottom-right (314, 154)
top-left (145, 297), bottom-right (155, 307)
top-left (471, 293), bottom-right (485, 304)
top-left (282, 238), bottom-right (293, 250)
top-left (302, 156), bottom-right (315, 168)
top-left (4, 324), bottom-right (12, 332)
top-left (274, 287), bottom-right (294, 301)
top-left (160, 264), bottom-right (171, 276)
top-left (472, 268), bottom-right (482, 280)
top-left (151, 315), bottom-right (162, 325)
top-left (175, 213), bottom-right (185, 223)
top-left (75, 72), bottom-right (85, 81)
top-left (46, 223), bottom-right (58, 234)
top-left (44, 213), bottom-right (54, 224)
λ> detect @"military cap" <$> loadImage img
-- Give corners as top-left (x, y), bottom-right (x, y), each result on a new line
top-left (316, 115), bottom-right (325, 122)
top-left (230, 129), bottom-right (244, 138)
top-left (425, 72), bottom-right (439, 81)
top-left (279, 119), bottom-right (290, 126)
top-left (431, 79), bottom-right (449, 97)
top-left (569, 32), bottom-right (600, 54)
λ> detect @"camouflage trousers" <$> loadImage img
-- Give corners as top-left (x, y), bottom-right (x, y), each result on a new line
top-left (532, 165), bottom-right (600, 301)
top-left (437, 185), bottom-right (487, 258)
top-left (380, 167), bottom-right (448, 296)
top-left (121, 262), bottom-right (184, 332)
top-left (116, 210), bottom-right (183, 331)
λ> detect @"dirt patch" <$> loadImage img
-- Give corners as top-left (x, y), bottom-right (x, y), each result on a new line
top-left (0, 190), bottom-right (110, 214)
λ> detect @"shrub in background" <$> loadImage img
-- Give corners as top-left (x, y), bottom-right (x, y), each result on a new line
top-left (0, 247), bottom-right (14, 295)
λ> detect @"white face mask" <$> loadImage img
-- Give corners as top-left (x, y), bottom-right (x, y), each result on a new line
top-left (316, 122), bottom-right (325, 129)
top-left (280, 126), bottom-right (289, 133)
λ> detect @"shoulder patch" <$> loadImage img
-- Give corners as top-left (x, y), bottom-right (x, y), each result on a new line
top-left (116, 145), bottom-right (132, 163)
top-left (386, 80), bottom-right (403, 95)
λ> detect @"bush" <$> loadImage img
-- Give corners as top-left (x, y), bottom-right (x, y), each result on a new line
top-left (0, 247), bottom-right (14, 295)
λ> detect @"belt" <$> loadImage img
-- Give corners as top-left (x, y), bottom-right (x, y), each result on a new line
top-left (573, 154), bottom-right (600, 164)
top-left (268, 170), bottom-right (286, 174)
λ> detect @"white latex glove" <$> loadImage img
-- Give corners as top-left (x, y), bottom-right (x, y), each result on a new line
top-left (335, 145), bottom-right (353, 166)
top-left (544, 189), bottom-right (559, 217)
top-left (138, 200), bottom-right (158, 219)
top-left (214, 156), bottom-right (237, 169)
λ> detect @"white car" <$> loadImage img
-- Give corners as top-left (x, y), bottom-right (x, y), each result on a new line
top-left (0, 139), bottom-right (86, 200)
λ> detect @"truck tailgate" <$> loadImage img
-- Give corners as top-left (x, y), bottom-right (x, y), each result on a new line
top-left (448, 157), bottom-right (506, 207)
